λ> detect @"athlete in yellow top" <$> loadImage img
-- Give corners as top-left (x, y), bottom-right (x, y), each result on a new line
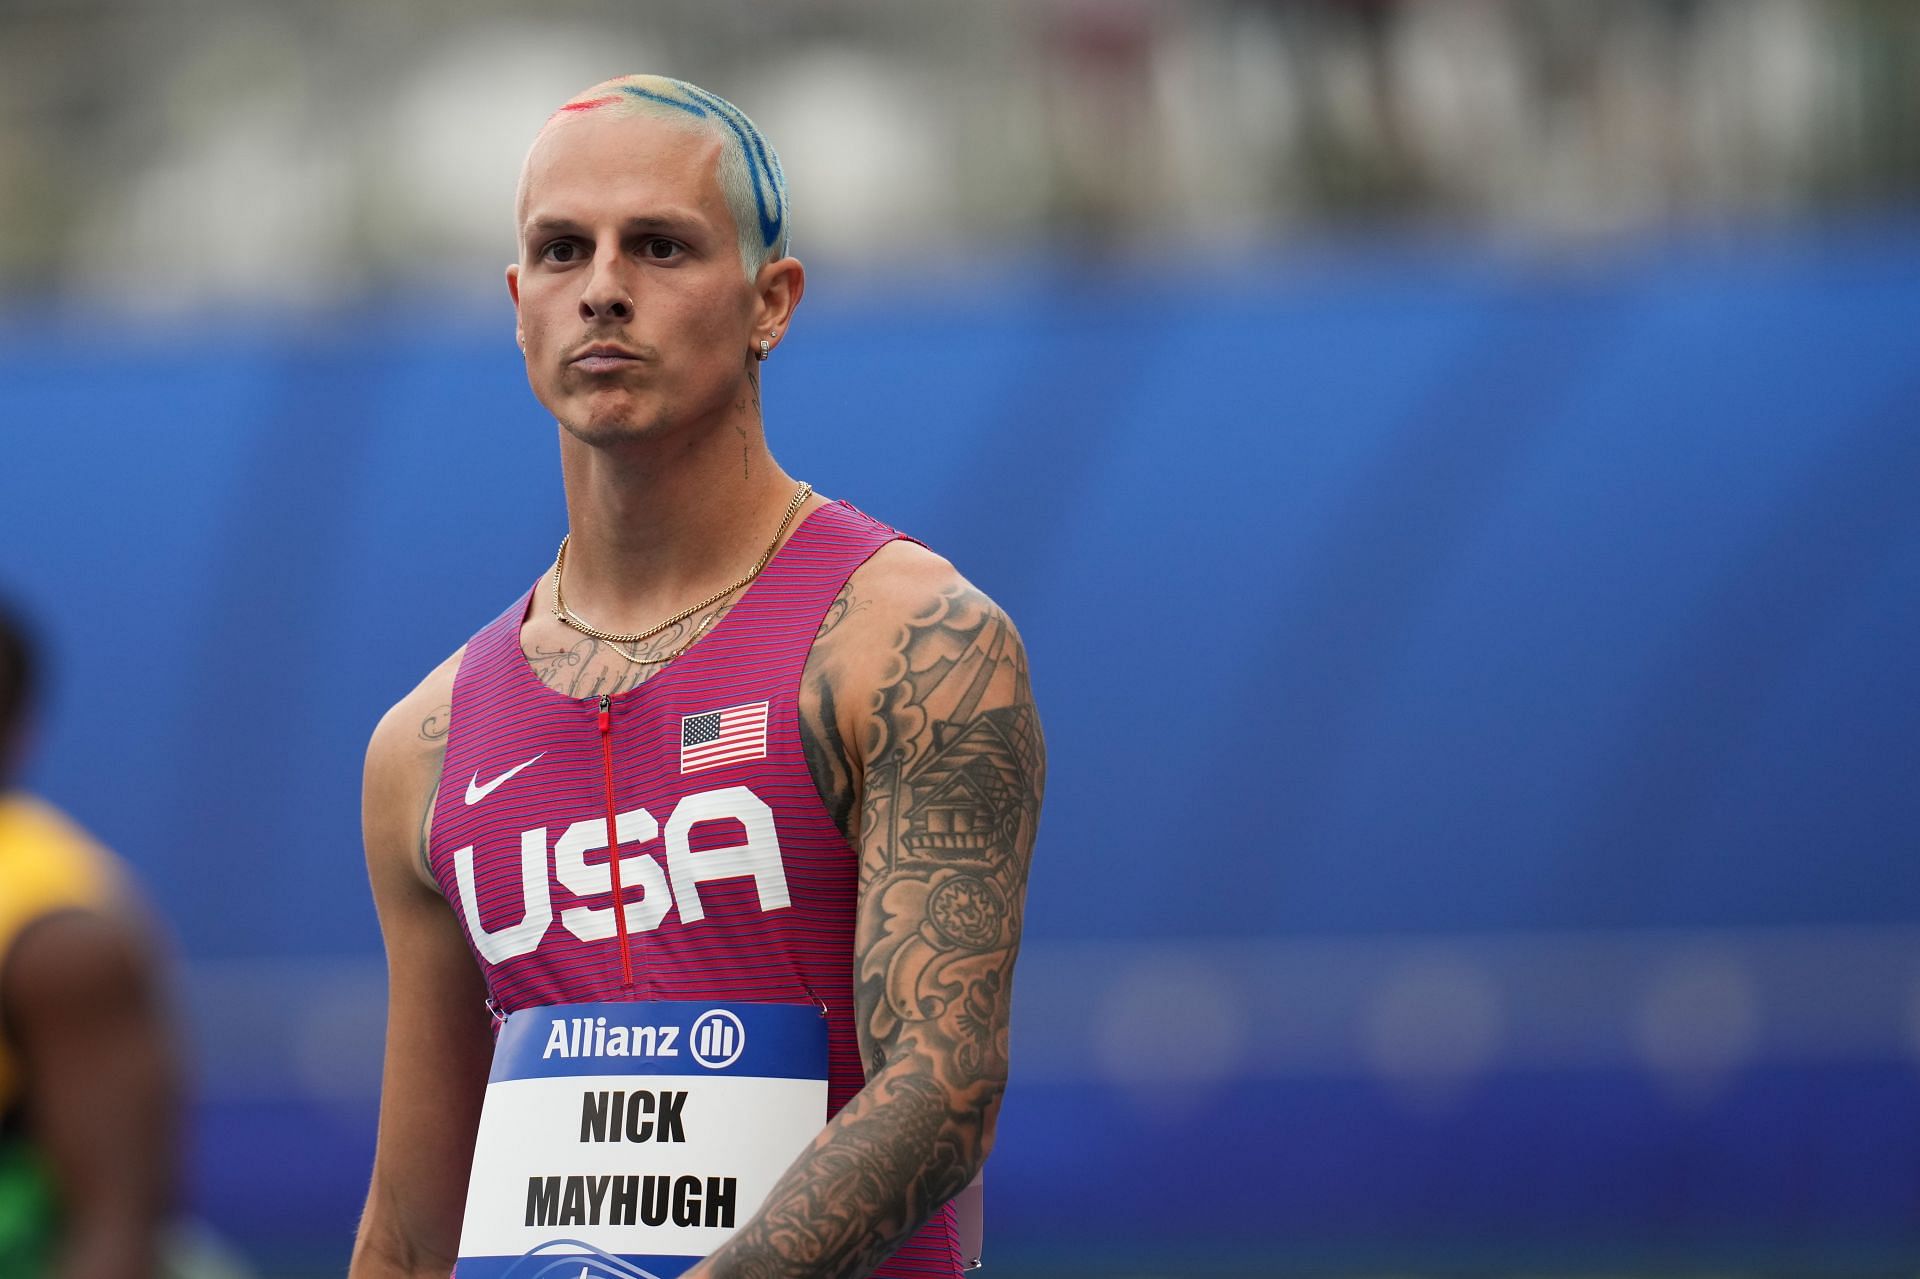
top-left (0, 603), bottom-right (177, 1279)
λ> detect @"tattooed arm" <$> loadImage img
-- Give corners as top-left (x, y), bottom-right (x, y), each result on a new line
top-left (351, 649), bottom-right (497, 1279)
top-left (691, 544), bottom-right (1046, 1279)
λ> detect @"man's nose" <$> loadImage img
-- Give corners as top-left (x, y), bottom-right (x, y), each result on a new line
top-left (579, 257), bottom-right (634, 323)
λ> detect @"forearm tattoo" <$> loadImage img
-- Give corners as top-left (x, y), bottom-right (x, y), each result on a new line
top-left (709, 584), bottom-right (1044, 1279)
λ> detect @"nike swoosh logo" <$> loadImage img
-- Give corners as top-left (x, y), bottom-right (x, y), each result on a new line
top-left (465, 754), bottom-right (544, 805)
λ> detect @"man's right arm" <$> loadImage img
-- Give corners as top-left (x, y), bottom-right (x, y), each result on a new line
top-left (350, 654), bottom-right (496, 1279)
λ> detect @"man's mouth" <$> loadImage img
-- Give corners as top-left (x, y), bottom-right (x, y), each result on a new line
top-left (570, 344), bottom-right (645, 374)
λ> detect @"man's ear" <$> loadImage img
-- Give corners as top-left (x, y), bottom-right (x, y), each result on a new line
top-left (506, 263), bottom-right (524, 348)
top-left (753, 256), bottom-right (806, 355)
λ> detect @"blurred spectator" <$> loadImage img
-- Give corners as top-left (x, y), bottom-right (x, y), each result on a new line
top-left (0, 601), bottom-right (178, 1279)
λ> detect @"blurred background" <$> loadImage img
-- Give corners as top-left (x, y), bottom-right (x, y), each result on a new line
top-left (3, 0), bottom-right (1920, 1274)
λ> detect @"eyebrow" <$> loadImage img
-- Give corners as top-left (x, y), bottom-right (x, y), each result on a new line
top-left (521, 211), bottom-right (710, 241)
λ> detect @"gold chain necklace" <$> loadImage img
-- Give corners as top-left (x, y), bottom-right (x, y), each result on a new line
top-left (611, 606), bottom-right (721, 668)
top-left (550, 482), bottom-right (812, 664)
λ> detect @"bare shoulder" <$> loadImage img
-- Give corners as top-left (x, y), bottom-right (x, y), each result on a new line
top-left (838, 540), bottom-right (1036, 749)
top-left (364, 647), bottom-right (465, 892)
top-left (844, 537), bottom-right (968, 600)
top-left (830, 538), bottom-right (1043, 818)
top-left (799, 538), bottom-right (1042, 847)
top-left (821, 539), bottom-right (1031, 688)
top-left (365, 646), bottom-right (463, 801)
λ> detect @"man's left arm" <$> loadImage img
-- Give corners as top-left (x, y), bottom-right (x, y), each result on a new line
top-left (689, 555), bottom-right (1045, 1279)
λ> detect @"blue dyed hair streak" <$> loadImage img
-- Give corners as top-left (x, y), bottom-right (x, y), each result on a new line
top-left (550, 75), bottom-right (790, 278)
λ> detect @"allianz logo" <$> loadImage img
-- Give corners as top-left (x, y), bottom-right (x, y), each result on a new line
top-left (541, 1014), bottom-right (681, 1061)
top-left (540, 1008), bottom-right (746, 1071)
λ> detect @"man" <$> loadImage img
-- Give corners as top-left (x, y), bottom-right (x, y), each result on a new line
top-left (0, 602), bottom-right (177, 1279)
top-left (351, 76), bottom-right (1043, 1279)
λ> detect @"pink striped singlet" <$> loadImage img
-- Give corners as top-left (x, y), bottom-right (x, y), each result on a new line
top-left (427, 500), bottom-right (963, 1278)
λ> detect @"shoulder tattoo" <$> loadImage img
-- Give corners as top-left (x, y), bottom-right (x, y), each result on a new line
top-left (416, 702), bottom-right (451, 884)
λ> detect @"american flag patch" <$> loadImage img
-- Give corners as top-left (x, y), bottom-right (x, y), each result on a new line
top-left (680, 701), bottom-right (770, 773)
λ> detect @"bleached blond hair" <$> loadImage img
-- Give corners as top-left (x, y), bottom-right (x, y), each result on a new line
top-left (531, 75), bottom-right (790, 279)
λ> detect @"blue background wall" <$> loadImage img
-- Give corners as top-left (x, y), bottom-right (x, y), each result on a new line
top-left (3, 228), bottom-right (1918, 1273)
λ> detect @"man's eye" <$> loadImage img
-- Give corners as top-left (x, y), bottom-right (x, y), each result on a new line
top-left (641, 238), bottom-right (681, 261)
top-left (543, 241), bottom-right (581, 264)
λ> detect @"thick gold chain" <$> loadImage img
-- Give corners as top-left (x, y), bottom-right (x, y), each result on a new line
top-left (549, 482), bottom-right (812, 650)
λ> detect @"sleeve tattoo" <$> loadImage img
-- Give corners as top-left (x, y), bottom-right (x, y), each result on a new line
top-left (706, 584), bottom-right (1045, 1279)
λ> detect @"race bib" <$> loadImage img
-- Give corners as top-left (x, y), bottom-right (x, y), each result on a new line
top-left (456, 1000), bottom-right (828, 1279)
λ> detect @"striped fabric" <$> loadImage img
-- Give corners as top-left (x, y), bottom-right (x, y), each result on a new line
top-left (429, 501), bottom-right (961, 1277)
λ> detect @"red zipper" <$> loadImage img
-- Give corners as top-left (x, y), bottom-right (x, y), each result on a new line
top-left (598, 694), bottom-right (636, 991)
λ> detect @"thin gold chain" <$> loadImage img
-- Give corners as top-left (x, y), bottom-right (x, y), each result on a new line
top-left (608, 603), bottom-right (724, 668)
top-left (550, 482), bottom-right (812, 649)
